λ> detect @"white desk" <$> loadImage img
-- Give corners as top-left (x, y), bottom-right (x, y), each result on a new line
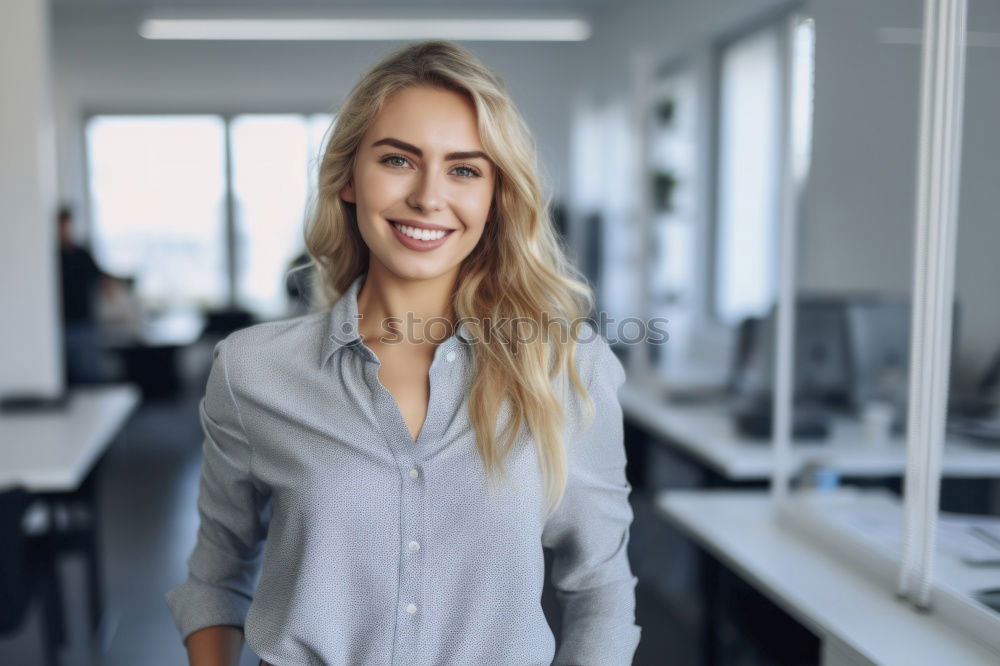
top-left (657, 489), bottom-right (1000, 666)
top-left (0, 383), bottom-right (141, 653)
top-left (620, 382), bottom-right (1000, 481)
top-left (0, 384), bottom-right (142, 491)
top-left (102, 309), bottom-right (206, 349)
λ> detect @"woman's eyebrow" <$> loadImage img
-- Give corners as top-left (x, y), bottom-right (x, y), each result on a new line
top-left (371, 137), bottom-right (490, 162)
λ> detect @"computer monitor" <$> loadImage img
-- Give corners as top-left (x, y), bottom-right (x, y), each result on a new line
top-left (845, 298), bottom-right (910, 410)
top-left (845, 296), bottom-right (961, 414)
top-left (731, 294), bottom-right (961, 415)
top-left (731, 296), bottom-right (853, 407)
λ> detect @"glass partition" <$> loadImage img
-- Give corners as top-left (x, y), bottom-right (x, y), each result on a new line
top-left (930, 0), bottom-right (1000, 625)
top-left (771, 0), bottom-right (1000, 648)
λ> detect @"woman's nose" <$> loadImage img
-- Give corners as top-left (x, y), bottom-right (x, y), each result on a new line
top-left (407, 169), bottom-right (444, 213)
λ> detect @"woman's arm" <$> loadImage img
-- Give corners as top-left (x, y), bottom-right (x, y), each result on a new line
top-left (184, 625), bottom-right (244, 666)
top-left (165, 337), bottom-right (270, 658)
top-left (542, 336), bottom-right (642, 666)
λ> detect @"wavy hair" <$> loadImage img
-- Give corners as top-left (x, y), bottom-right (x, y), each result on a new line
top-left (299, 40), bottom-right (596, 516)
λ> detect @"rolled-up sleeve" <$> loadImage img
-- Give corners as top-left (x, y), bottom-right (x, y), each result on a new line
top-left (164, 337), bottom-right (269, 643)
top-left (542, 338), bottom-right (642, 665)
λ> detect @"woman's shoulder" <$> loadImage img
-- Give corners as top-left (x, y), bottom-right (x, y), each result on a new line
top-left (215, 310), bottom-right (331, 383)
top-left (568, 321), bottom-right (627, 390)
top-left (225, 309), bottom-right (328, 349)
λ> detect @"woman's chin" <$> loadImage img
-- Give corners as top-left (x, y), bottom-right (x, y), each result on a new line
top-left (378, 253), bottom-right (456, 282)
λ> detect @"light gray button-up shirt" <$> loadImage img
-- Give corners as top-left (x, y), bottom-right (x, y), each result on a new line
top-left (165, 272), bottom-right (641, 666)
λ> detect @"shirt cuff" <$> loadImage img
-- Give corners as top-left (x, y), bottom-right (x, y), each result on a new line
top-left (164, 576), bottom-right (252, 642)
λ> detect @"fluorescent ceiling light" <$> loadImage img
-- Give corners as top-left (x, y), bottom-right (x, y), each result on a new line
top-left (138, 18), bottom-right (591, 42)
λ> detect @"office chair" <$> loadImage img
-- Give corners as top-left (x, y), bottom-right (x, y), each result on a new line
top-left (0, 487), bottom-right (66, 666)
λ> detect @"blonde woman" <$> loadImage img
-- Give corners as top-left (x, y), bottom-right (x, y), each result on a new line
top-left (166, 40), bottom-right (641, 666)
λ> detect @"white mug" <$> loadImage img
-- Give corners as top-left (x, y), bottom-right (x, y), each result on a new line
top-left (863, 401), bottom-right (895, 445)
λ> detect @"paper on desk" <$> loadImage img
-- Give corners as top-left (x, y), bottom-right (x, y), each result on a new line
top-left (825, 505), bottom-right (1000, 565)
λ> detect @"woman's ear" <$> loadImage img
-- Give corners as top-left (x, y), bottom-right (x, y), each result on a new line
top-left (340, 180), bottom-right (356, 203)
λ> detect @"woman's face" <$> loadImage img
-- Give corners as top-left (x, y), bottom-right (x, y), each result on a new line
top-left (341, 85), bottom-right (497, 281)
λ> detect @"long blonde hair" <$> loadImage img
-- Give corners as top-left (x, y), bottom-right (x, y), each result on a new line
top-left (302, 40), bottom-right (596, 516)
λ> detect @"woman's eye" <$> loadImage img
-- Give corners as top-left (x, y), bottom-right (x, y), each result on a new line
top-left (453, 166), bottom-right (480, 178)
top-left (383, 155), bottom-right (409, 168)
top-left (381, 155), bottom-right (479, 178)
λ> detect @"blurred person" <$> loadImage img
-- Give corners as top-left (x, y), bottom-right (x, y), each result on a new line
top-left (57, 204), bottom-right (129, 385)
top-left (166, 41), bottom-right (640, 666)
top-left (283, 248), bottom-right (315, 317)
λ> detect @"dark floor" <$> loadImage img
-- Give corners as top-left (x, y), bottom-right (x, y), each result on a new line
top-left (0, 341), bottom-right (694, 665)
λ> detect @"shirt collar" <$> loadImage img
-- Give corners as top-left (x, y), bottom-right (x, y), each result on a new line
top-left (320, 272), bottom-right (473, 368)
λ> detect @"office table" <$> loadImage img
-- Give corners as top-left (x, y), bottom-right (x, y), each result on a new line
top-left (0, 384), bottom-right (141, 490)
top-left (0, 383), bottom-right (141, 650)
top-left (620, 381), bottom-right (1000, 482)
top-left (657, 489), bottom-right (1000, 666)
top-left (103, 310), bottom-right (206, 399)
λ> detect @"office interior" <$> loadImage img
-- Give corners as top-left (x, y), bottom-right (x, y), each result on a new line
top-left (2, 0), bottom-right (999, 664)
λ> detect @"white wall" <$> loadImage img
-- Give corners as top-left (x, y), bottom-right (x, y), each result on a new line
top-left (50, 7), bottom-right (587, 236)
top-left (0, 0), bottom-right (62, 397)
top-left (802, 0), bottom-right (1000, 386)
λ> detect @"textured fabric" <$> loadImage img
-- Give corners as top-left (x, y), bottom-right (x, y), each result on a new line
top-left (165, 271), bottom-right (641, 666)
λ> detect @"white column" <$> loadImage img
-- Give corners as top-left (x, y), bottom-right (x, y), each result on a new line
top-left (0, 0), bottom-right (62, 398)
top-left (898, 0), bottom-right (968, 609)
top-left (770, 14), bottom-right (814, 503)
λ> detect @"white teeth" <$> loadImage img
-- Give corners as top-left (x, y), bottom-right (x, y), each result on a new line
top-left (392, 222), bottom-right (448, 241)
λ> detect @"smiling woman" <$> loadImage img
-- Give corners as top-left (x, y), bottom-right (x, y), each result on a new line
top-left (165, 40), bottom-right (641, 666)
top-left (341, 85), bottom-right (496, 270)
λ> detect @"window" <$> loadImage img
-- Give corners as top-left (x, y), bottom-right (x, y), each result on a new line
top-left (570, 96), bottom-right (641, 330)
top-left (230, 114), bottom-right (333, 317)
top-left (86, 115), bottom-right (228, 310)
top-left (712, 23), bottom-right (785, 325)
top-left (85, 112), bottom-right (334, 318)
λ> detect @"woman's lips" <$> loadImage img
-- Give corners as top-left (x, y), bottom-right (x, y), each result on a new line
top-left (387, 218), bottom-right (455, 252)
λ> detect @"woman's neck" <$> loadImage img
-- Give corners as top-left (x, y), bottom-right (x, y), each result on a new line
top-left (356, 264), bottom-right (460, 347)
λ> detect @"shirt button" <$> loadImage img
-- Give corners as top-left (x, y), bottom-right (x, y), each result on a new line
top-left (446, 351), bottom-right (456, 363)
top-left (406, 603), bottom-right (417, 615)
top-left (409, 467), bottom-right (419, 479)
top-left (408, 540), bottom-right (420, 552)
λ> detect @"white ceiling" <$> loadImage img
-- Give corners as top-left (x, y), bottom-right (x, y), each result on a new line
top-left (50, 0), bottom-right (641, 10)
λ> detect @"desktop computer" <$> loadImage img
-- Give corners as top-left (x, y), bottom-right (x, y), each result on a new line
top-left (729, 297), bottom-right (853, 439)
top-left (729, 297), bottom-right (854, 407)
top-left (728, 294), bottom-right (961, 440)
